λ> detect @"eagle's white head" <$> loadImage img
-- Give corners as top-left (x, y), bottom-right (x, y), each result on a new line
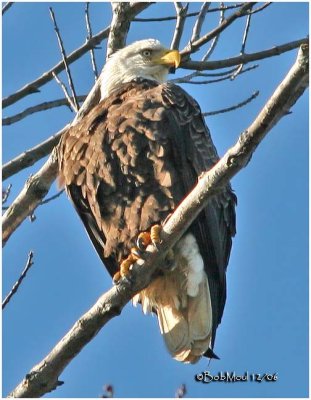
top-left (100, 39), bottom-right (181, 99)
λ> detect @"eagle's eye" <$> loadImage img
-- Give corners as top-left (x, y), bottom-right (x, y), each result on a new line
top-left (142, 49), bottom-right (152, 57)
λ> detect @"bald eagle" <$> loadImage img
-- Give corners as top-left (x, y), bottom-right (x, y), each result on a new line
top-left (58, 39), bottom-right (236, 363)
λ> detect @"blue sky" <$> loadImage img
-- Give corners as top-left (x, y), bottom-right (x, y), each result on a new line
top-left (2, 2), bottom-right (308, 398)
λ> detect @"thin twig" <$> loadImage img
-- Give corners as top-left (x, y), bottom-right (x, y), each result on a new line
top-left (49, 7), bottom-right (79, 111)
top-left (203, 91), bottom-right (260, 116)
top-left (189, 2), bottom-right (210, 43)
top-left (2, 251), bottom-right (34, 310)
top-left (2, 183), bottom-right (12, 204)
top-left (85, 3), bottom-right (99, 81)
top-left (181, 37), bottom-right (308, 70)
top-left (170, 64), bottom-right (258, 84)
top-left (133, 3), bottom-right (245, 22)
top-left (2, 1), bottom-right (14, 15)
top-left (181, 3), bottom-right (254, 57)
top-left (40, 189), bottom-right (64, 205)
top-left (2, 95), bottom-right (87, 126)
top-left (52, 72), bottom-right (77, 113)
top-left (240, 10), bottom-right (252, 55)
top-left (8, 44), bottom-right (309, 398)
top-left (3, 25), bottom-right (110, 109)
top-left (170, 2), bottom-right (189, 50)
top-left (230, 6), bottom-right (253, 80)
top-left (201, 2), bottom-right (225, 61)
top-left (248, 2), bottom-right (272, 15)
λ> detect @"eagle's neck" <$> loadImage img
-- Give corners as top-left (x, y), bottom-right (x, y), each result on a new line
top-left (100, 62), bottom-right (167, 100)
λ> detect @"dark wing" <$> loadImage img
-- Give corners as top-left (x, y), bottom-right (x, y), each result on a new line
top-left (58, 79), bottom-right (236, 350)
top-left (161, 83), bottom-right (236, 351)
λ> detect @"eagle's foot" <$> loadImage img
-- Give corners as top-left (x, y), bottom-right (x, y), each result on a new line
top-left (113, 249), bottom-right (141, 283)
top-left (137, 224), bottom-right (162, 251)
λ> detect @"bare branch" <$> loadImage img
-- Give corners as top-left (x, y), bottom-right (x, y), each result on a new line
top-left (2, 183), bottom-right (12, 204)
top-left (170, 64), bottom-right (258, 84)
top-left (85, 2), bottom-right (99, 81)
top-left (2, 126), bottom-right (67, 181)
top-left (170, 2), bottom-right (189, 50)
top-left (2, 2), bottom-right (153, 108)
top-left (2, 95), bottom-right (87, 126)
top-left (181, 3), bottom-right (254, 57)
top-left (181, 37), bottom-right (308, 70)
top-left (201, 2), bottom-right (225, 61)
top-left (189, 2), bottom-right (210, 43)
top-left (133, 3), bottom-right (245, 22)
top-left (52, 72), bottom-right (77, 113)
top-left (2, 63), bottom-right (107, 238)
top-left (2, 150), bottom-right (59, 247)
top-left (2, 2), bottom-right (14, 15)
top-left (203, 91), bottom-right (259, 116)
top-left (8, 43), bottom-right (308, 399)
top-left (249, 2), bottom-right (272, 15)
top-left (2, 25), bottom-right (110, 109)
top-left (229, 7), bottom-right (253, 80)
top-left (106, 2), bottom-right (153, 60)
top-left (49, 7), bottom-right (79, 111)
top-left (240, 9), bottom-right (252, 55)
top-left (39, 189), bottom-right (64, 206)
top-left (2, 251), bottom-right (34, 310)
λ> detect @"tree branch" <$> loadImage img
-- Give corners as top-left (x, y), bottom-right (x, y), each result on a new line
top-left (2, 183), bottom-right (12, 204)
top-left (170, 2), bottom-right (189, 50)
top-left (2, 149), bottom-right (59, 247)
top-left (2, 25), bottom-right (110, 109)
top-left (49, 7), bottom-right (79, 111)
top-left (85, 2), bottom-right (99, 81)
top-left (133, 3), bottom-right (245, 22)
top-left (2, 126), bottom-right (68, 181)
top-left (2, 96), bottom-right (87, 126)
top-left (181, 2), bottom-right (254, 57)
top-left (7, 43), bottom-right (308, 399)
top-left (2, 251), bottom-right (34, 310)
top-left (52, 72), bottom-right (77, 113)
top-left (189, 2), bottom-right (210, 44)
top-left (203, 91), bottom-right (259, 116)
top-left (200, 3), bottom-right (225, 61)
top-left (2, 49), bottom-right (110, 242)
top-left (106, 2), bottom-right (153, 60)
top-left (181, 37), bottom-right (308, 70)
top-left (171, 64), bottom-right (258, 84)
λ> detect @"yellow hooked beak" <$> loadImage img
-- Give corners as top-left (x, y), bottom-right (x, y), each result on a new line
top-left (154, 49), bottom-right (181, 69)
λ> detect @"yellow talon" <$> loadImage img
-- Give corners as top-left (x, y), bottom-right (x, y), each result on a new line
top-left (150, 224), bottom-right (162, 246)
top-left (137, 231), bottom-right (151, 249)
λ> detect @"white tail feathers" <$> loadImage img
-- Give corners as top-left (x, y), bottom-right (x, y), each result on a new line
top-left (157, 275), bottom-right (212, 363)
top-left (132, 233), bottom-right (213, 363)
